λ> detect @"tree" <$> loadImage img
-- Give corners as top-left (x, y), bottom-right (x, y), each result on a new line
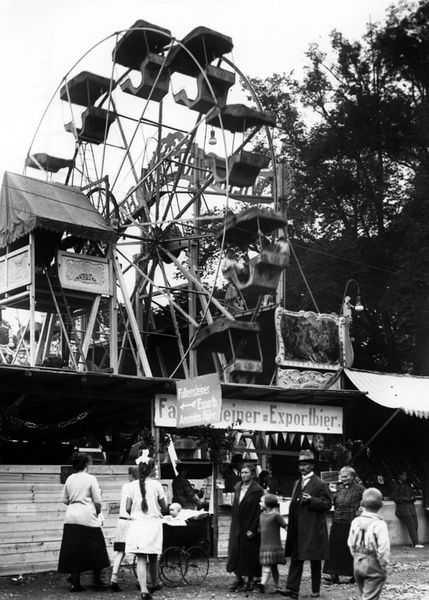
top-left (248, 1), bottom-right (429, 373)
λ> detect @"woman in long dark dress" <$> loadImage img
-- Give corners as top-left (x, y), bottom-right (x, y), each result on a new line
top-left (323, 466), bottom-right (364, 584)
top-left (58, 453), bottom-right (110, 591)
top-left (227, 463), bottom-right (264, 592)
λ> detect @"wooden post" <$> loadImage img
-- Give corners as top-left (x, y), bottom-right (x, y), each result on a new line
top-left (28, 233), bottom-right (36, 367)
top-left (212, 459), bottom-right (219, 558)
top-left (151, 397), bottom-right (161, 479)
top-left (109, 246), bottom-right (119, 374)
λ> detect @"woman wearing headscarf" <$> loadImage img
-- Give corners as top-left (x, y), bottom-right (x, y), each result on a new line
top-left (58, 452), bottom-right (110, 592)
top-left (324, 466), bottom-right (364, 584)
top-left (125, 453), bottom-right (168, 599)
top-left (227, 462), bottom-right (264, 592)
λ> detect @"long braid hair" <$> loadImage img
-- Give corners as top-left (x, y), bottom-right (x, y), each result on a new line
top-left (138, 458), bottom-right (155, 513)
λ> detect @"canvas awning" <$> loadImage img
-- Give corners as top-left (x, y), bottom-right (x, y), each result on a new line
top-left (345, 368), bottom-right (429, 418)
top-left (0, 171), bottom-right (117, 247)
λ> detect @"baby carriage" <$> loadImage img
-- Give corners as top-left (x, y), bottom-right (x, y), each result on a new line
top-left (159, 513), bottom-right (210, 586)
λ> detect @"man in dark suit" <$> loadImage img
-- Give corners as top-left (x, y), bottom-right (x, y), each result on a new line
top-left (281, 450), bottom-right (331, 599)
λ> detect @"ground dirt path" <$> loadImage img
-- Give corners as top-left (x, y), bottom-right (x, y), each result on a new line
top-left (1, 547), bottom-right (429, 599)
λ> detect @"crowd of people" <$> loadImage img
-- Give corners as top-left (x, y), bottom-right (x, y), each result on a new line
top-left (58, 448), bottom-right (422, 600)
top-left (226, 450), bottom-right (393, 600)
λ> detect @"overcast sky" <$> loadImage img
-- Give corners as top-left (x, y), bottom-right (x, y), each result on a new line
top-left (0, 0), bottom-right (397, 180)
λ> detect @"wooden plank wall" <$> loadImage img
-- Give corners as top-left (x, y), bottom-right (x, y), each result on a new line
top-left (0, 465), bottom-right (212, 576)
top-left (0, 465), bottom-right (132, 576)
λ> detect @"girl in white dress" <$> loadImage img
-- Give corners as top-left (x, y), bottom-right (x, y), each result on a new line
top-left (126, 454), bottom-right (167, 599)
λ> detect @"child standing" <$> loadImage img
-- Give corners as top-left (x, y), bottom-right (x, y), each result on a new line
top-left (347, 488), bottom-right (390, 600)
top-left (257, 493), bottom-right (287, 593)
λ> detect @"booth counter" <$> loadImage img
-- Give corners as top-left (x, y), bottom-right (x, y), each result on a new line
top-left (216, 498), bottom-right (429, 558)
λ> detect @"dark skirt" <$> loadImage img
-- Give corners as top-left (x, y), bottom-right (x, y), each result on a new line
top-left (323, 521), bottom-right (353, 577)
top-left (58, 523), bottom-right (110, 574)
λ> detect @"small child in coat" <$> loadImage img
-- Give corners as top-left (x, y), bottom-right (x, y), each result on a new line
top-left (257, 493), bottom-right (287, 593)
top-left (347, 487), bottom-right (390, 600)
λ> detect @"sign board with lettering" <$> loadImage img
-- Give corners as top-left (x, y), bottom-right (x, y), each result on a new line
top-left (155, 394), bottom-right (343, 434)
top-left (57, 251), bottom-right (112, 296)
top-left (175, 373), bottom-right (222, 428)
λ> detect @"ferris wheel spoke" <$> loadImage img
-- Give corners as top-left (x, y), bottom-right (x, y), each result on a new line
top-left (160, 247), bottom-right (234, 321)
top-left (160, 115), bottom-right (201, 222)
top-left (156, 253), bottom-right (190, 378)
top-left (109, 98), bottom-right (140, 185)
top-left (110, 49), bottom-right (173, 195)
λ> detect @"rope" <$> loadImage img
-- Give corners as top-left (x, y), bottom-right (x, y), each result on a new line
top-left (289, 240), bottom-right (321, 313)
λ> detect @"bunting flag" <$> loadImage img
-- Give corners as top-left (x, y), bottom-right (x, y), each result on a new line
top-left (235, 432), bottom-right (243, 445)
top-left (246, 437), bottom-right (256, 450)
top-left (300, 434), bottom-right (306, 447)
top-left (264, 434), bottom-right (270, 448)
top-left (289, 432), bottom-right (296, 445)
top-left (307, 434), bottom-right (314, 446)
top-left (272, 433), bottom-right (279, 446)
top-left (282, 432), bottom-right (288, 443)
top-left (167, 435), bottom-right (179, 476)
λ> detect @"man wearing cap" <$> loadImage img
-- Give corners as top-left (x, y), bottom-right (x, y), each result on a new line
top-left (281, 449), bottom-right (331, 599)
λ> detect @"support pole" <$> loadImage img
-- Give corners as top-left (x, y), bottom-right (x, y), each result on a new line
top-left (35, 314), bottom-right (52, 365)
top-left (113, 255), bottom-right (152, 377)
top-left (161, 247), bottom-right (235, 320)
top-left (212, 459), bottom-right (219, 558)
top-left (189, 147), bottom-right (201, 377)
top-left (81, 296), bottom-right (101, 363)
top-left (109, 247), bottom-right (119, 374)
top-left (29, 233), bottom-right (36, 366)
top-left (351, 408), bottom-right (401, 464)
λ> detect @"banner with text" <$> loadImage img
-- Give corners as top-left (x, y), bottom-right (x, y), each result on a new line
top-left (155, 394), bottom-right (343, 434)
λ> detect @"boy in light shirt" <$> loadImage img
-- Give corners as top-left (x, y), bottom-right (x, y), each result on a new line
top-left (347, 487), bottom-right (390, 600)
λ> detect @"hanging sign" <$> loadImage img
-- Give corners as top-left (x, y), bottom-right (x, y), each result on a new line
top-left (175, 373), bottom-right (222, 428)
top-left (155, 394), bottom-right (343, 434)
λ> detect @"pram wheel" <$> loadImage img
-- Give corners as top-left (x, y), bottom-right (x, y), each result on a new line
top-left (182, 545), bottom-right (209, 585)
top-left (159, 546), bottom-right (185, 586)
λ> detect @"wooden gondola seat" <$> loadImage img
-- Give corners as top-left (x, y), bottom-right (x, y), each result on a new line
top-left (223, 250), bottom-right (289, 295)
top-left (209, 150), bottom-right (270, 188)
top-left (219, 207), bottom-right (288, 247)
top-left (121, 53), bottom-right (170, 102)
top-left (65, 107), bottom-right (117, 145)
top-left (60, 71), bottom-right (113, 106)
top-left (224, 358), bottom-right (262, 384)
top-left (113, 20), bottom-right (171, 69)
top-left (206, 103), bottom-right (276, 133)
top-left (167, 26), bottom-right (233, 77)
top-left (174, 65), bottom-right (235, 114)
top-left (25, 154), bottom-right (74, 173)
top-left (192, 317), bottom-right (262, 383)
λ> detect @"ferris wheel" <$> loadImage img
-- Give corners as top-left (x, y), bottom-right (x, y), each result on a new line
top-left (23, 20), bottom-right (288, 382)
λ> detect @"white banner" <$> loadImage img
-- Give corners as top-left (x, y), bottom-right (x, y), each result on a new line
top-left (154, 395), bottom-right (343, 434)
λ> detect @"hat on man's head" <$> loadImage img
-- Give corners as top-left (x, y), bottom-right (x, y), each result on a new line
top-left (298, 449), bottom-right (315, 463)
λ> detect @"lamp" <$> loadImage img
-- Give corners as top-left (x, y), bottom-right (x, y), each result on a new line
top-left (208, 128), bottom-right (217, 146)
top-left (340, 279), bottom-right (364, 317)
